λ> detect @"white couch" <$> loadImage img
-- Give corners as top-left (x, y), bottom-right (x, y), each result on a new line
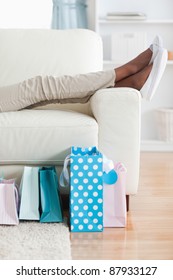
top-left (0, 29), bottom-right (141, 208)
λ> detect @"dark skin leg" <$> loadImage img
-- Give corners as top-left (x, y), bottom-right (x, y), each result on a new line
top-left (114, 48), bottom-right (152, 83)
top-left (115, 64), bottom-right (152, 90)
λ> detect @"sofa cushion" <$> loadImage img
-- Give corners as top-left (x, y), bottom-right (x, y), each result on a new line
top-left (0, 29), bottom-right (102, 87)
top-left (0, 110), bottom-right (98, 164)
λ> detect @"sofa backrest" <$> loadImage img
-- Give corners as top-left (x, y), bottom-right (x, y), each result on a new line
top-left (0, 29), bottom-right (103, 87)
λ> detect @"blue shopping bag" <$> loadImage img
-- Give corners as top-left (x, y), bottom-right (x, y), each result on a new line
top-left (70, 146), bottom-right (103, 232)
top-left (60, 147), bottom-right (118, 232)
top-left (39, 167), bottom-right (63, 223)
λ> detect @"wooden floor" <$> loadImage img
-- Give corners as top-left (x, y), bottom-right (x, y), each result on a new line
top-left (70, 152), bottom-right (173, 260)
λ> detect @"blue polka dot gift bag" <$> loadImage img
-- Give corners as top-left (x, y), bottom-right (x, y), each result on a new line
top-left (60, 146), bottom-right (104, 232)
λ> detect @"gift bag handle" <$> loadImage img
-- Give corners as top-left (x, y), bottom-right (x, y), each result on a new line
top-left (59, 155), bottom-right (71, 187)
top-left (60, 153), bottom-right (118, 187)
top-left (14, 185), bottom-right (19, 212)
top-left (115, 162), bottom-right (127, 173)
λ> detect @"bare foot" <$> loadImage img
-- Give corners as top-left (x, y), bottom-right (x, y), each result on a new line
top-left (114, 48), bottom-right (152, 82)
top-left (114, 64), bottom-right (152, 90)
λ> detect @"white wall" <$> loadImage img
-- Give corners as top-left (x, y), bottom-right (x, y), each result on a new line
top-left (0, 0), bottom-right (97, 30)
top-left (0, 0), bottom-right (52, 28)
top-left (98, 0), bottom-right (173, 147)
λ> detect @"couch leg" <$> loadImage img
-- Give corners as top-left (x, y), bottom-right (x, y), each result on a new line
top-left (61, 194), bottom-right (69, 211)
top-left (126, 195), bottom-right (130, 212)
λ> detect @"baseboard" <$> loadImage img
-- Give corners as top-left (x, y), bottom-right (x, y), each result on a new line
top-left (141, 140), bottom-right (173, 152)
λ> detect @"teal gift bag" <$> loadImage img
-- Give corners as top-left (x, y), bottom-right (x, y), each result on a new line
top-left (39, 167), bottom-right (63, 223)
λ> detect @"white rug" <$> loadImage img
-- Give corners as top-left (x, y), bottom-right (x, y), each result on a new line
top-left (0, 222), bottom-right (71, 260)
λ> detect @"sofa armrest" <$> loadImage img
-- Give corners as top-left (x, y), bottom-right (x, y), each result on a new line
top-left (90, 87), bottom-right (141, 195)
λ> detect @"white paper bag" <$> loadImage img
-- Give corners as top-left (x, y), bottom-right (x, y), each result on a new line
top-left (0, 182), bottom-right (19, 225)
top-left (103, 162), bottom-right (127, 227)
top-left (19, 166), bottom-right (40, 220)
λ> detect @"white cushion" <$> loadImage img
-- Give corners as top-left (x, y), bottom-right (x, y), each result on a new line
top-left (0, 110), bottom-right (98, 164)
top-left (0, 29), bottom-right (103, 87)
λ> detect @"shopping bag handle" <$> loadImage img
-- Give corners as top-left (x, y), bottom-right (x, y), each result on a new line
top-left (115, 162), bottom-right (127, 173)
top-left (59, 155), bottom-right (71, 187)
top-left (102, 155), bottom-right (114, 174)
top-left (60, 154), bottom-right (118, 187)
top-left (14, 185), bottom-right (19, 212)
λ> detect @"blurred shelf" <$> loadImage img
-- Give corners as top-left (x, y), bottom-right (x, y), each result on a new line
top-left (104, 60), bottom-right (173, 66)
top-left (99, 19), bottom-right (173, 24)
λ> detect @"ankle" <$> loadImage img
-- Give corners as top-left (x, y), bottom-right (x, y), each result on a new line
top-left (133, 64), bottom-right (152, 90)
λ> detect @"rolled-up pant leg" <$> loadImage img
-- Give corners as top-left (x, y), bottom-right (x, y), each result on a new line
top-left (0, 70), bottom-right (115, 112)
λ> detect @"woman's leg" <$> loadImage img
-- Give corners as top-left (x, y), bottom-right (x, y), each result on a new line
top-left (0, 70), bottom-right (115, 112)
top-left (0, 48), bottom-right (153, 113)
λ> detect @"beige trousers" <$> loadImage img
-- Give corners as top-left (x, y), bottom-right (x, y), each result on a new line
top-left (0, 70), bottom-right (115, 112)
